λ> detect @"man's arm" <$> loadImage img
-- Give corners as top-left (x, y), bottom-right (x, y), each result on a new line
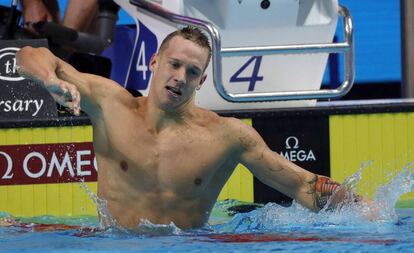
top-left (230, 119), bottom-right (358, 212)
top-left (16, 46), bottom-right (126, 116)
top-left (63, 0), bottom-right (98, 32)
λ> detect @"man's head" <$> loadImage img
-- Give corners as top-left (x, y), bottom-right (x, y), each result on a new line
top-left (158, 27), bottom-right (212, 70)
top-left (148, 27), bottom-right (212, 111)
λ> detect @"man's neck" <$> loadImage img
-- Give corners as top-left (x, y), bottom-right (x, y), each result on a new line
top-left (143, 97), bottom-right (194, 134)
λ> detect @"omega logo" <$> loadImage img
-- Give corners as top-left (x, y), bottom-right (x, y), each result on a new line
top-left (0, 149), bottom-right (98, 180)
top-left (280, 136), bottom-right (316, 162)
top-left (285, 136), bottom-right (299, 149)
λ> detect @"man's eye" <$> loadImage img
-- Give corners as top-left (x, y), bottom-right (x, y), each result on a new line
top-left (189, 69), bottom-right (200, 77)
top-left (170, 62), bottom-right (180, 68)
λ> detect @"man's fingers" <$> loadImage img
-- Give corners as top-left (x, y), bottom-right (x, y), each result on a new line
top-left (63, 82), bottom-right (81, 115)
top-left (65, 101), bottom-right (81, 116)
top-left (48, 78), bottom-right (81, 115)
top-left (67, 85), bottom-right (81, 116)
top-left (67, 83), bottom-right (78, 101)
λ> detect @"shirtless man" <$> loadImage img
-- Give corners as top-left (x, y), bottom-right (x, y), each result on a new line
top-left (15, 27), bottom-right (359, 229)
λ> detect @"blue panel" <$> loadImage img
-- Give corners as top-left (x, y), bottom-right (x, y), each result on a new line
top-left (125, 21), bottom-right (158, 90)
top-left (336, 0), bottom-right (401, 84)
top-left (101, 25), bottom-right (136, 85)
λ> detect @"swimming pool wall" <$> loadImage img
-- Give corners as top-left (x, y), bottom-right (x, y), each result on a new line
top-left (1, 101), bottom-right (414, 217)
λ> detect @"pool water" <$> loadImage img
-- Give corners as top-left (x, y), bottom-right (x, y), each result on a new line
top-left (1, 204), bottom-right (414, 253)
top-left (1, 168), bottom-right (414, 252)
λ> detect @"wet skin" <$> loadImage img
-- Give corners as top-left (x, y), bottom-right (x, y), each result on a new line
top-left (15, 35), bottom-right (373, 230)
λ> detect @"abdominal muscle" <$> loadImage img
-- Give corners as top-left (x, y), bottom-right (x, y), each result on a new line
top-left (104, 190), bottom-right (211, 229)
top-left (95, 156), bottom-right (223, 230)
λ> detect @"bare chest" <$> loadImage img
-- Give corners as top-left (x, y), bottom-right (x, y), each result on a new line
top-left (102, 124), bottom-right (235, 196)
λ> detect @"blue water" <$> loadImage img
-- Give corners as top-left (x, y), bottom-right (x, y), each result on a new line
top-left (1, 205), bottom-right (414, 253)
top-left (1, 167), bottom-right (414, 252)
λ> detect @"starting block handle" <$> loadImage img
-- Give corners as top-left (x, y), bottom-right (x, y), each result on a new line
top-left (130, 0), bottom-right (354, 102)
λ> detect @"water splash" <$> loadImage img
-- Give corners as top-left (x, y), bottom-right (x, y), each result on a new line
top-left (78, 180), bottom-right (183, 235)
top-left (374, 164), bottom-right (414, 221)
top-left (78, 180), bottom-right (123, 231)
top-left (214, 163), bottom-right (414, 233)
top-left (133, 219), bottom-right (182, 235)
top-left (75, 162), bottom-right (414, 235)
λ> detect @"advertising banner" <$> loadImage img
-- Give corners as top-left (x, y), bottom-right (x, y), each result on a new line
top-left (0, 40), bottom-right (57, 120)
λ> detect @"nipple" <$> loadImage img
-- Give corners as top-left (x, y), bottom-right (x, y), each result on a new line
top-left (120, 160), bottom-right (128, 172)
top-left (194, 178), bottom-right (202, 186)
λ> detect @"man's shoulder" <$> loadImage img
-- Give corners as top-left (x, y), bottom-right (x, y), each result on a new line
top-left (194, 108), bottom-right (250, 137)
top-left (193, 108), bottom-right (240, 128)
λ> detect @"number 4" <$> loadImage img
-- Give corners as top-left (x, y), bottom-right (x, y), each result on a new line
top-left (230, 56), bottom-right (263, 91)
top-left (136, 41), bottom-right (148, 80)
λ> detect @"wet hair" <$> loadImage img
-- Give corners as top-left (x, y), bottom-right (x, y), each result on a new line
top-left (158, 26), bottom-right (212, 70)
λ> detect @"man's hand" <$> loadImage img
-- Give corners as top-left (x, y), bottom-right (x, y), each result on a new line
top-left (16, 47), bottom-right (81, 116)
top-left (307, 175), bottom-right (380, 220)
top-left (21, 0), bottom-right (60, 35)
top-left (45, 77), bottom-right (81, 116)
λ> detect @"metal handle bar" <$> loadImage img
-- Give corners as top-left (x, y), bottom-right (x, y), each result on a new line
top-left (130, 0), bottom-right (354, 102)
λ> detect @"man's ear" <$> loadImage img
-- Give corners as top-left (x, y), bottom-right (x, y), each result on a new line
top-left (149, 53), bottom-right (158, 71)
top-left (196, 74), bottom-right (207, 91)
top-left (200, 74), bottom-right (207, 85)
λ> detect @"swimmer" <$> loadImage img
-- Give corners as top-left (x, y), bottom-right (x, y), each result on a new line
top-left (15, 27), bottom-right (376, 229)
top-left (0, 217), bottom-right (15, 227)
top-left (0, 217), bottom-right (96, 234)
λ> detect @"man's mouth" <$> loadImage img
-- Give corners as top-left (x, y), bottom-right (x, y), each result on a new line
top-left (166, 86), bottom-right (182, 96)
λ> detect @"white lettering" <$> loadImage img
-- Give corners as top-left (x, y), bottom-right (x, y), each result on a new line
top-left (290, 150), bottom-right (297, 161)
top-left (136, 41), bottom-right (148, 80)
top-left (23, 152), bottom-right (46, 178)
top-left (281, 136), bottom-right (317, 162)
top-left (280, 151), bottom-right (289, 160)
top-left (12, 100), bottom-right (23, 112)
top-left (12, 58), bottom-right (17, 73)
top-left (0, 99), bottom-right (44, 116)
top-left (77, 150), bottom-right (91, 176)
top-left (307, 150), bottom-right (316, 161)
top-left (0, 48), bottom-right (25, 81)
top-left (47, 152), bottom-right (75, 177)
top-left (280, 150), bottom-right (317, 162)
top-left (24, 100), bottom-right (32, 111)
top-left (32, 99), bottom-right (43, 116)
top-left (4, 100), bottom-right (11, 112)
top-left (4, 58), bottom-right (17, 74)
top-left (0, 151), bottom-right (13, 179)
top-left (5, 60), bottom-right (12, 74)
top-left (297, 150), bottom-right (306, 161)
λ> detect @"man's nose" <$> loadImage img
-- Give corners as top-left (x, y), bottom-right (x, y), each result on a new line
top-left (174, 67), bottom-right (186, 83)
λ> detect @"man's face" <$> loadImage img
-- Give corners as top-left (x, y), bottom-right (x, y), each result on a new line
top-left (149, 36), bottom-right (209, 111)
